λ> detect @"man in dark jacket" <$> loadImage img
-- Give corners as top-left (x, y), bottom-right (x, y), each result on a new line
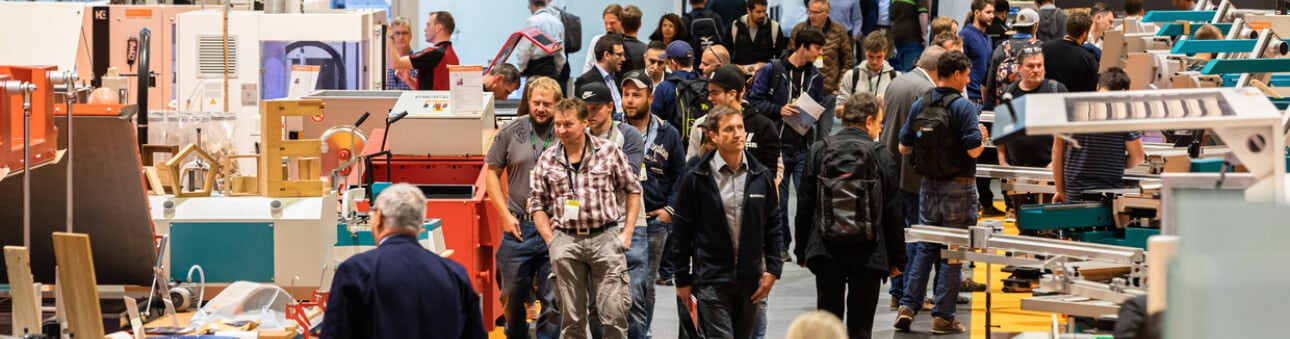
top-left (1035, 0), bottom-right (1068, 42)
top-left (622, 69), bottom-right (687, 338)
top-left (671, 106), bottom-right (784, 339)
top-left (730, 0), bottom-right (787, 68)
top-left (796, 92), bottom-right (906, 339)
top-left (748, 26), bottom-right (827, 261)
top-left (322, 183), bottom-right (487, 339)
top-left (575, 35), bottom-right (626, 119)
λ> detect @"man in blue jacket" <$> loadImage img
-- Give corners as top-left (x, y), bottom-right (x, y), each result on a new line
top-left (651, 41), bottom-right (702, 144)
top-left (322, 183), bottom-right (486, 339)
top-left (671, 106), bottom-right (784, 339)
top-left (621, 69), bottom-right (687, 338)
top-left (747, 26), bottom-right (826, 262)
top-left (895, 50), bottom-right (987, 335)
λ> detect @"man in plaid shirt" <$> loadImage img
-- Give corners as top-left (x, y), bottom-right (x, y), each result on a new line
top-left (529, 97), bottom-right (643, 339)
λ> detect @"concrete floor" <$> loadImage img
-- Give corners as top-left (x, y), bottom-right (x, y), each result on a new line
top-left (647, 265), bottom-right (973, 339)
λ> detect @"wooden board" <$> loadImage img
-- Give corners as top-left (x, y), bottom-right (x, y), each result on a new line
top-left (260, 100), bottom-right (327, 197)
top-left (51, 232), bottom-right (105, 339)
top-left (4, 246), bottom-right (42, 336)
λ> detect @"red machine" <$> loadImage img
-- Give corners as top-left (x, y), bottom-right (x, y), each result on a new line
top-left (0, 65), bottom-right (60, 172)
top-left (361, 130), bottom-right (503, 331)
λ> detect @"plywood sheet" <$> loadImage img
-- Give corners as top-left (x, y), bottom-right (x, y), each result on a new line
top-left (52, 232), bottom-right (105, 339)
top-left (4, 246), bottom-right (41, 336)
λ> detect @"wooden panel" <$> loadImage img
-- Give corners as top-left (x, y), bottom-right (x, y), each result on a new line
top-left (51, 232), bottom-right (104, 339)
top-left (260, 99), bottom-right (327, 197)
top-left (4, 246), bottom-right (41, 336)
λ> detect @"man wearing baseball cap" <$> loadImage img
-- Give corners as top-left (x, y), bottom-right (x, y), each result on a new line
top-left (578, 80), bottom-right (645, 338)
top-left (649, 40), bottom-right (705, 146)
top-left (620, 69), bottom-right (687, 339)
top-left (691, 65), bottom-right (782, 188)
top-left (982, 7), bottom-right (1040, 110)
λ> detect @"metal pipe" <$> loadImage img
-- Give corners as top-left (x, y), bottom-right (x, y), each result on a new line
top-left (50, 71), bottom-right (78, 233)
top-left (5, 81), bottom-right (38, 248)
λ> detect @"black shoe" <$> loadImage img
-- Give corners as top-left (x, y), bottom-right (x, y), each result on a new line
top-left (781, 250), bottom-right (793, 262)
top-left (980, 205), bottom-right (1006, 217)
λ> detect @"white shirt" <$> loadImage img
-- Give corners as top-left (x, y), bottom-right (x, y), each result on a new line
top-left (516, 7), bottom-right (567, 73)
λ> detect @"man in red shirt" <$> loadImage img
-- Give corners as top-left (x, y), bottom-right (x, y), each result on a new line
top-left (388, 11), bottom-right (459, 90)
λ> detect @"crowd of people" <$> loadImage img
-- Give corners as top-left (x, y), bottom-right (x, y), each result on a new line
top-left (325, 0), bottom-right (1171, 338)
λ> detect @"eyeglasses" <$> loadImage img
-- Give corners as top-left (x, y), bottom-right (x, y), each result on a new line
top-left (391, 31), bottom-right (412, 37)
top-left (1022, 46), bottom-right (1043, 54)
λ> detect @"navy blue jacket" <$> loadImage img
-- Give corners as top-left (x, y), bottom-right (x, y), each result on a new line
top-left (640, 115), bottom-right (688, 213)
top-left (670, 150), bottom-right (784, 287)
top-left (747, 59), bottom-right (826, 148)
top-left (321, 234), bottom-right (486, 339)
top-left (898, 87), bottom-right (983, 179)
top-left (651, 69), bottom-right (700, 131)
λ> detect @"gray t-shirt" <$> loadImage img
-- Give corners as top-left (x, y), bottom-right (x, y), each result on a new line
top-left (486, 115), bottom-right (555, 215)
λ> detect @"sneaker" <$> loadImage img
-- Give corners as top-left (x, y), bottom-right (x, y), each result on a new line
top-left (889, 298), bottom-right (900, 311)
top-left (781, 250), bottom-right (793, 262)
top-left (656, 277), bottom-right (674, 286)
top-left (962, 278), bottom-right (987, 292)
top-left (894, 306), bottom-right (915, 332)
top-left (980, 205), bottom-right (1007, 217)
top-left (957, 294), bottom-right (970, 304)
top-left (932, 316), bottom-right (966, 334)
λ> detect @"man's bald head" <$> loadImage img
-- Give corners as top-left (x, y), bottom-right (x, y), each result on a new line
top-left (918, 45), bottom-right (947, 72)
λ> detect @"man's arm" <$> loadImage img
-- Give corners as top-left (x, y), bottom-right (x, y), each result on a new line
top-left (669, 175), bottom-right (697, 287)
top-left (485, 165), bottom-right (522, 240)
top-left (898, 99), bottom-right (923, 154)
top-left (527, 162), bottom-right (556, 243)
top-left (1125, 137), bottom-right (1145, 169)
top-left (918, 1), bottom-right (930, 44)
top-left (387, 36), bottom-right (413, 70)
top-left (747, 64), bottom-right (784, 123)
top-left (996, 143), bottom-right (1009, 166)
top-left (614, 146), bottom-right (645, 246)
top-left (849, 2), bottom-right (865, 42)
top-left (960, 102), bottom-right (986, 158)
top-left (1052, 137), bottom-right (1067, 203)
top-left (837, 69), bottom-right (856, 113)
top-left (876, 145), bottom-right (908, 273)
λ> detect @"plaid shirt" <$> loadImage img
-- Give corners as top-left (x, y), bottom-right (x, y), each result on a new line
top-left (385, 67), bottom-right (418, 90)
top-left (528, 133), bottom-right (642, 231)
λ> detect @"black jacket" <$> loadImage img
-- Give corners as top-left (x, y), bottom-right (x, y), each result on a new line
top-left (794, 128), bottom-right (906, 273)
top-left (742, 101), bottom-right (782, 175)
top-left (729, 15), bottom-right (787, 65)
top-left (574, 66), bottom-right (612, 96)
top-left (671, 149), bottom-right (785, 287)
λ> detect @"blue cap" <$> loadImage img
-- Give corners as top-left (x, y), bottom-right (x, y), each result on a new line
top-left (661, 40), bottom-right (693, 59)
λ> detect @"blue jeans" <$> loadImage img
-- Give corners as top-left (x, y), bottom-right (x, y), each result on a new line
top-left (752, 298), bottom-right (768, 339)
top-left (778, 148), bottom-right (807, 252)
top-left (900, 178), bottom-right (979, 319)
top-left (626, 224), bottom-right (650, 339)
top-left (889, 190), bottom-right (922, 300)
top-left (895, 42), bottom-right (925, 73)
top-left (644, 218), bottom-right (670, 329)
top-left (496, 219), bottom-right (560, 339)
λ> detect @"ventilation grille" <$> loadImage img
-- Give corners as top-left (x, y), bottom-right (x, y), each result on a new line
top-left (197, 35), bottom-right (238, 78)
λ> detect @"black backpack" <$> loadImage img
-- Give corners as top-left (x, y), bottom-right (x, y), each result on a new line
top-left (816, 135), bottom-right (882, 243)
top-left (667, 75), bottom-right (713, 142)
top-left (687, 11), bottom-right (725, 55)
top-left (993, 38), bottom-right (1040, 106)
top-left (555, 6), bottom-right (583, 54)
top-left (910, 92), bottom-right (964, 179)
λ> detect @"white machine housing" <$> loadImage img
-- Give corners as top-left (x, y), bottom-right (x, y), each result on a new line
top-left (175, 8), bottom-right (385, 160)
top-left (386, 91), bottom-right (496, 156)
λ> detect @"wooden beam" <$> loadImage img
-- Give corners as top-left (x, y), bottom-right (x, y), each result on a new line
top-left (51, 232), bottom-right (105, 339)
top-left (4, 246), bottom-right (41, 336)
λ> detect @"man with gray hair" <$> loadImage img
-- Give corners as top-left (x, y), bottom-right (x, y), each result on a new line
top-left (322, 183), bottom-right (486, 339)
top-left (483, 63), bottom-right (521, 100)
top-left (879, 45), bottom-right (944, 310)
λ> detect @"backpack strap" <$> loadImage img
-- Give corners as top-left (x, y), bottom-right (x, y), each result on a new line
top-left (770, 21), bottom-right (781, 46)
top-left (936, 92), bottom-right (962, 108)
top-left (768, 60), bottom-right (786, 97)
top-left (850, 65), bottom-right (863, 92)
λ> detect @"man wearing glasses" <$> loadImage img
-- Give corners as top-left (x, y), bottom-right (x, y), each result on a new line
top-left (387, 11), bottom-right (458, 90)
top-left (575, 35), bottom-right (627, 120)
top-left (385, 17), bottom-right (419, 90)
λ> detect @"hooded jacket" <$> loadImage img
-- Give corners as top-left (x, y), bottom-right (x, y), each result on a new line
top-left (1037, 6), bottom-right (1069, 42)
top-left (838, 59), bottom-right (901, 109)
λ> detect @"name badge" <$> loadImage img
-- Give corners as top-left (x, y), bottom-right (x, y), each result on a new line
top-left (563, 199), bottom-right (581, 222)
top-left (639, 164), bottom-right (648, 182)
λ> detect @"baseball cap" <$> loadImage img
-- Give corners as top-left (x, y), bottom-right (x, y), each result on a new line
top-left (660, 40), bottom-right (694, 59)
top-left (1013, 8), bottom-right (1039, 28)
top-left (621, 69), bottom-right (653, 92)
top-left (576, 82), bottom-right (613, 104)
top-left (709, 64), bottom-right (745, 91)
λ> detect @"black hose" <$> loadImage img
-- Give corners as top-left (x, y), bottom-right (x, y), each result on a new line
top-left (137, 28), bottom-right (151, 146)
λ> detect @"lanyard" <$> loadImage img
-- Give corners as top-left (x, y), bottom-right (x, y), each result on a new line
top-left (530, 123), bottom-right (551, 160)
top-left (868, 71), bottom-right (885, 95)
top-left (562, 135), bottom-right (591, 196)
top-left (642, 118), bottom-right (658, 156)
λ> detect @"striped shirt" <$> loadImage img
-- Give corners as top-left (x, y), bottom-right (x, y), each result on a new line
top-left (528, 133), bottom-right (643, 231)
top-left (1063, 132), bottom-right (1141, 200)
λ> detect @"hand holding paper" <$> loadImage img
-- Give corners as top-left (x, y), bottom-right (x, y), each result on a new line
top-left (783, 95), bottom-right (826, 135)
